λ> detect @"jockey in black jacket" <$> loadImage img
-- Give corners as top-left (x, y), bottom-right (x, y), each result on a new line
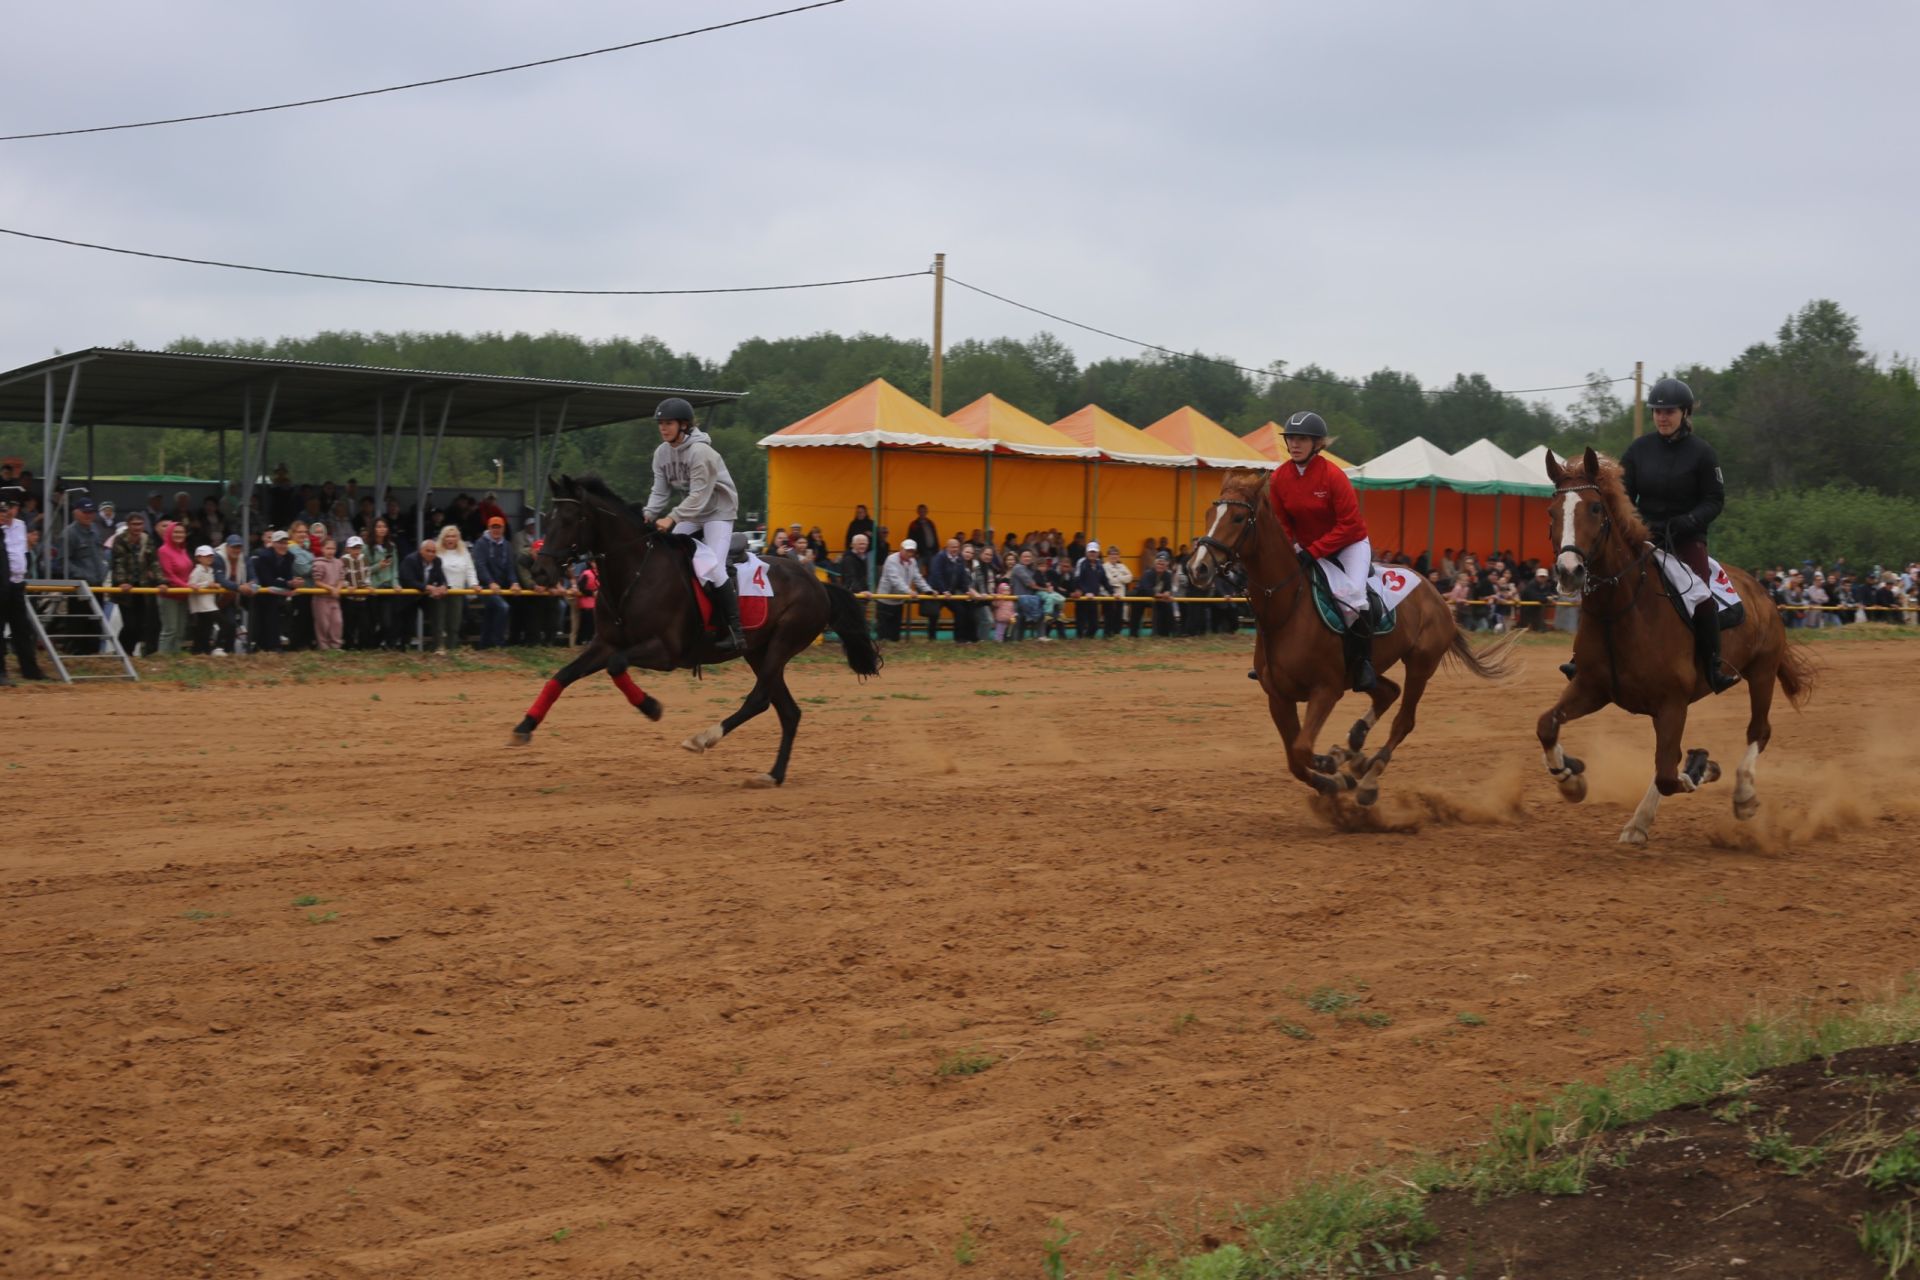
top-left (1561, 377), bottom-right (1740, 693)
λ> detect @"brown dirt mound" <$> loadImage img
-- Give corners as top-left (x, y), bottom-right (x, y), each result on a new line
top-left (1422, 1041), bottom-right (1920, 1279)
top-left (0, 638), bottom-right (1916, 1277)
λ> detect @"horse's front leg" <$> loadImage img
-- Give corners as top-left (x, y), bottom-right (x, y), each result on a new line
top-left (605, 652), bottom-right (664, 722)
top-left (1621, 699), bottom-right (1691, 846)
top-left (1537, 677), bottom-right (1609, 803)
top-left (1294, 685), bottom-right (1354, 794)
top-left (509, 641), bottom-right (612, 744)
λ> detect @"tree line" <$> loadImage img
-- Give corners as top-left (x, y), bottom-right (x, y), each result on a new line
top-left (2, 298), bottom-right (1913, 563)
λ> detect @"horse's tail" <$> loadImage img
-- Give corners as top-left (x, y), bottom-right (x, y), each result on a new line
top-left (1776, 637), bottom-right (1816, 709)
top-left (1445, 627), bottom-right (1521, 681)
top-left (825, 583), bottom-right (883, 679)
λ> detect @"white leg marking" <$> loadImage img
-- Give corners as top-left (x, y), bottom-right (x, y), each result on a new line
top-left (1543, 744), bottom-right (1566, 773)
top-left (1619, 778), bottom-right (1661, 845)
top-left (1733, 740), bottom-right (1761, 819)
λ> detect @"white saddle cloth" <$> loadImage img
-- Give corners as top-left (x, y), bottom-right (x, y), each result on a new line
top-left (1653, 549), bottom-right (1742, 611)
top-left (734, 552), bottom-right (774, 598)
top-left (1368, 564), bottom-right (1421, 611)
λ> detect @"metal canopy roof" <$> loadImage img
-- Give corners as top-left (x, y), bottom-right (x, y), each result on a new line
top-left (0, 347), bottom-right (743, 440)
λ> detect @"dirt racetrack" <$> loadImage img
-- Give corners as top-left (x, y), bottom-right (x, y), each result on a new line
top-left (3, 635), bottom-right (1917, 1278)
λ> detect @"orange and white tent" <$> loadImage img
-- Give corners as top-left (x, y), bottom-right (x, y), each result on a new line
top-left (1143, 406), bottom-right (1274, 469)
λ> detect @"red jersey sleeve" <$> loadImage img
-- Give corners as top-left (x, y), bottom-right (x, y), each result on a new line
top-left (1303, 459), bottom-right (1366, 559)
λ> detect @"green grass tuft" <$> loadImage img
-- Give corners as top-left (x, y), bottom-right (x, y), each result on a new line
top-left (934, 1047), bottom-right (996, 1078)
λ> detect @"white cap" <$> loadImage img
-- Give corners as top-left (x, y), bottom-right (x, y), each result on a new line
top-left (193, 544), bottom-right (215, 557)
top-left (900, 538), bottom-right (917, 551)
top-left (1086, 540), bottom-right (1101, 553)
top-left (346, 535), bottom-right (365, 548)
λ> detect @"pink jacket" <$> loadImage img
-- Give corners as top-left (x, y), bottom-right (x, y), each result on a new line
top-left (155, 521), bottom-right (195, 587)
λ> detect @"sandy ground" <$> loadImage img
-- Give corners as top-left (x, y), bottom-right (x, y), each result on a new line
top-left (2, 636), bottom-right (1916, 1279)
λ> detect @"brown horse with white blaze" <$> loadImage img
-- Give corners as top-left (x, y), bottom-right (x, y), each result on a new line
top-left (1538, 448), bottom-right (1813, 844)
top-left (1187, 468), bottom-right (1517, 806)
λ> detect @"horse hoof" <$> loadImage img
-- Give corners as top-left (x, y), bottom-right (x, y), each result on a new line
top-left (1734, 795), bottom-right (1760, 822)
top-left (1618, 826), bottom-right (1648, 846)
top-left (1355, 784), bottom-right (1379, 808)
top-left (1310, 753), bottom-right (1337, 774)
top-left (1555, 774), bottom-right (1588, 803)
top-left (744, 773), bottom-right (779, 789)
top-left (507, 731), bottom-right (531, 747)
top-left (682, 724), bottom-right (724, 753)
top-left (638, 696), bottom-right (664, 722)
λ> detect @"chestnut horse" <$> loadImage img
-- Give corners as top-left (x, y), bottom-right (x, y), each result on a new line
top-left (1187, 468), bottom-right (1516, 805)
top-left (1538, 448), bottom-right (1812, 843)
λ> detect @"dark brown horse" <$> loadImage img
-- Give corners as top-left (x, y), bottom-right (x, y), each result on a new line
top-left (1538, 448), bottom-right (1813, 843)
top-left (513, 474), bottom-right (881, 786)
top-left (1186, 468), bottom-right (1516, 805)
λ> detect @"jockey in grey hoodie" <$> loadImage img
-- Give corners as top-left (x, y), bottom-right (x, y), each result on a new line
top-left (641, 398), bottom-right (744, 651)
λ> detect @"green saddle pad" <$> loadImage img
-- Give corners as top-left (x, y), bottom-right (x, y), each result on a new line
top-left (1310, 562), bottom-right (1398, 637)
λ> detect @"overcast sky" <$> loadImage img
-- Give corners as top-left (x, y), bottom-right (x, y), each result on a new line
top-left (3, 0), bottom-right (1915, 412)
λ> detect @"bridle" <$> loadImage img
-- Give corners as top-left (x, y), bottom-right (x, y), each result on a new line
top-left (1553, 483), bottom-right (1651, 597)
top-left (1191, 497), bottom-right (1258, 572)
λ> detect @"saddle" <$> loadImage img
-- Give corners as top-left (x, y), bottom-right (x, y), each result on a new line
top-left (1308, 564), bottom-right (1397, 637)
top-left (1653, 550), bottom-right (1745, 632)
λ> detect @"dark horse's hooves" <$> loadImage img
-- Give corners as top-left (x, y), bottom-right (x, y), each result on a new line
top-left (1310, 753), bottom-right (1337, 775)
top-left (638, 696), bottom-right (664, 722)
top-left (508, 730), bottom-right (532, 747)
top-left (1683, 747), bottom-right (1720, 787)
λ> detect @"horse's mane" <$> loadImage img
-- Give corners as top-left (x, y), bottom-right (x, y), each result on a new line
top-left (569, 473), bottom-right (652, 530)
top-left (1587, 454), bottom-right (1651, 546)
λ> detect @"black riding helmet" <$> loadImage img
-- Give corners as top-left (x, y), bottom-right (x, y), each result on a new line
top-left (1281, 411), bottom-right (1329, 440)
top-left (1646, 378), bottom-right (1695, 415)
top-left (654, 397), bottom-right (695, 425)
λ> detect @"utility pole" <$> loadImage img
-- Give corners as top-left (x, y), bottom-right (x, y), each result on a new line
top-left (1632, 360), bottom-right (1645, 437)
top-left (930, 252), bottom-right (946, 414)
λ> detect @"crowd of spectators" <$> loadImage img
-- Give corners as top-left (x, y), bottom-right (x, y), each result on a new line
top-left (5, 464), bottom-right (589, 658)
top-left (5, 458), bottom-right (1918, 666)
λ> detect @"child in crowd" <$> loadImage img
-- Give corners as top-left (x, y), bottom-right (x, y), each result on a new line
top-left (187, 544), bottom-right (221, 655)
top-left (310, 538), bottom-right (344, 650)
top-left (992, 580), bottom-right (1015, 641)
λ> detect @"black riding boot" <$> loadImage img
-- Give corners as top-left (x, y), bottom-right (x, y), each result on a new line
top-left (1560, 658), bottom-right (1578, 680)
top-left (710, 576), bottom-right (746, 653)
top-left (1692, 600), bottom-right (1740, 693)
top-left (1344, 610), bottom-right (1377, 692)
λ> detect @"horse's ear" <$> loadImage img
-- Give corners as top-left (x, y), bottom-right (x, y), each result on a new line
top-left (1581, 446), bottom-right (1600, 478)
top-left (1544, 451), bottom-right (1565, 485)
top-left (547, 475), bottom-right (563, 495)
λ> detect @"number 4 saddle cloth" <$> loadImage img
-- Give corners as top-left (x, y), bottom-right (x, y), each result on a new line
top-left (691, 546), bottom-right (777, 631)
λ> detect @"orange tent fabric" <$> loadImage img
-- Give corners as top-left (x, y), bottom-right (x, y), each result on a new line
top-left (1050, 405), bottom-right (1191, 465)
top-left (945, 395), bottom-right (1096, 457)
top-left (761, 378), bottom-right (986, 451)
top-left (1143, 407), bottom-right (1273, 468)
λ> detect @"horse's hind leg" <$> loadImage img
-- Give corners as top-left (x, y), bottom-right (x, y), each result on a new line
top-left (752, 673), bottom-right (803, 788)
top-left (509, 642), bottom-right (612, 745)
top-left (683, 657), bottom-right (771, 754)
top-left (1537, 678), bottom-right (1609, 804)
top-left (1733, 651), bottom-right (1779, 821)
top-left (1330, 675), bottom-right (1400, 773)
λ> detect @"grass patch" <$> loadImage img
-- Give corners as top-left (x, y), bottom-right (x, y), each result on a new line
top-left (888, 691), bottom-right (931, 701)
top-left (935, 1048), bottom-right (996, 1078)
top-left (1271, 1020), bottom-right (1315, 1041)
top-left (1859, 1203), bottom-right (1917, 1275)
top-left (1750, 1126), bottom-right (1828, 1175)
top-left (1304, 985), bottom-right (1365, 1014)
top-left (305, 910), bottom-right (340, 925)
top-left (1127, 984), bottom-right (1920, 1278)
top-left (179, 908), bottom-right (229, 921)
top-left (971, 688), bottom-right (1012, 697)
top-left (291, 894), bottom-right (324, 908)
top-left (1455, 1011), bottom-right (1487, 1027)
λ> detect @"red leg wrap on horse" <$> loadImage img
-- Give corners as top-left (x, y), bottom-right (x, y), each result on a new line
top-left (611, 670), bottom-right (647, 706)
top-left (526, 679), bottom-right (564, 723)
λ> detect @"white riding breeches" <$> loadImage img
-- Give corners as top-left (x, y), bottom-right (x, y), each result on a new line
top-left (1317, 538), bottom-right (1373, 619)
top-left (673, 519), bottom-right (733, 586)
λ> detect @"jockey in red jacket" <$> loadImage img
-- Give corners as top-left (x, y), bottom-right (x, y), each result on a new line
top-left (1267, 411), bottom-right (1377, 690)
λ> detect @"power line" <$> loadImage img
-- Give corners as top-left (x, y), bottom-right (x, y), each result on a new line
top-left (946, 274), bottom-right (1634, 400)
top-left (0, 0), bottom-right (848, 142)
top-left (0, 225), bottom-right (928, 295)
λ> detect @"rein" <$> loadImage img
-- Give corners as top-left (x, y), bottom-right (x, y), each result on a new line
top-left (1195, 494), bottom-right (1307, 625)
top-left (1554, 481), bottom-right (1663, 702)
